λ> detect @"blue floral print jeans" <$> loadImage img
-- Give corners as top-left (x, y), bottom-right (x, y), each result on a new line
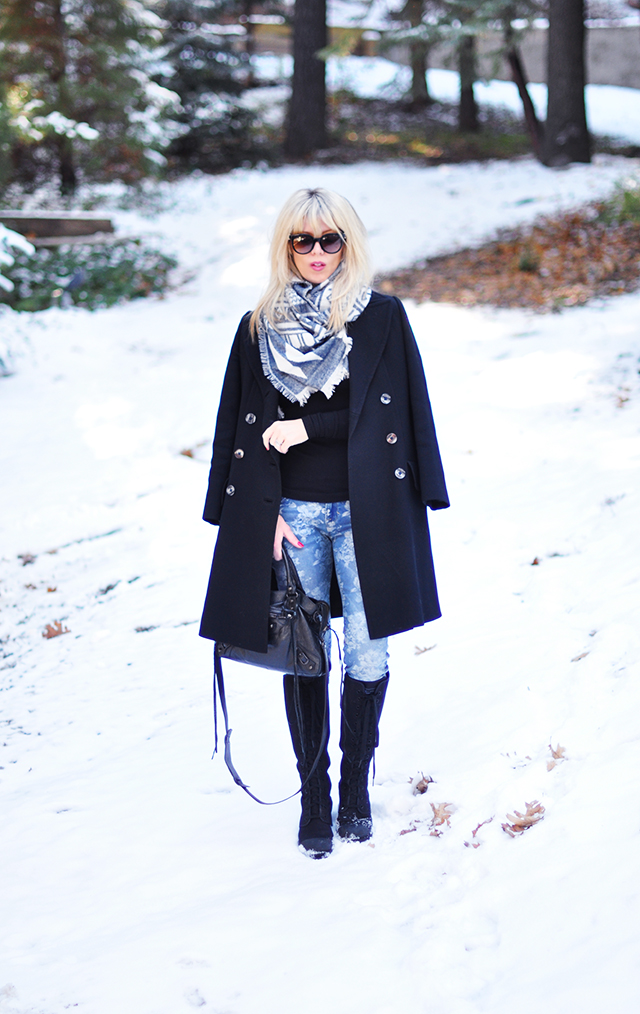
top-left (279, 498), bottom-right (389, 683)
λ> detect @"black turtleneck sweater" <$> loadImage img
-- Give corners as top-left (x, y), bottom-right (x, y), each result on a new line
top-left (278, 378), bottom-right (349, 502)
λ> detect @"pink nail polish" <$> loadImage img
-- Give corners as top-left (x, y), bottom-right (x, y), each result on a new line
top-left (298, 542), bottom-right (304, 548)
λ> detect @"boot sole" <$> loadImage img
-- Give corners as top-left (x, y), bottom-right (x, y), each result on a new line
top-left (299, 837), bottom-right (333, 858)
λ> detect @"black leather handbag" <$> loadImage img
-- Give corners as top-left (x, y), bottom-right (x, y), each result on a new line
top-left (215, 548), bottom-right (330, 677)
top-left (213, 548), bottom-right (330, 804)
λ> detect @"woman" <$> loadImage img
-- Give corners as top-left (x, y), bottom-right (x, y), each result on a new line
top-left (200, 188), bottom-right (448, 857)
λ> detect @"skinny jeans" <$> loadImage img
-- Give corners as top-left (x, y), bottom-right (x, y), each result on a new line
top-left (279, 498), bottom-right (389, 683)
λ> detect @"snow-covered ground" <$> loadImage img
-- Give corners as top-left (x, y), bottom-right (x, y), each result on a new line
top-left (2, 153), bottom-right (640, 1014)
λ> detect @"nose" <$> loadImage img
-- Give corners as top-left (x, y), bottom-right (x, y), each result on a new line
top-left (310, 239), bottom-right (323, 254)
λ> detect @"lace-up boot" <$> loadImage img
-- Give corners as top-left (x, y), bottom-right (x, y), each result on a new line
top-left (283, 673), bottom-right (332, 857)
top-left (337, 672), bottom-right (389, 842)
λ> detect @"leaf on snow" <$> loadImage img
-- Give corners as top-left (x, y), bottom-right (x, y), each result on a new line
top-left (410, 772), bottom-right (434, 795)
top-left (464, 816), bottom-right (494, 848)
top-left (547, 743), bottom-right (567, 771)
top-left (502, 800), bottom-right (545, 837)
top-left (42, 621), bottom-right (69, 639)
top-left (571, 651), bottom-right (589, 662)
top-left (429, 801), bottom-right (455, 835)
top-left (414, 644), bottom-right (436, 655)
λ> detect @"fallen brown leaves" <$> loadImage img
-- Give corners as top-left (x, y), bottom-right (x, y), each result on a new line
top-left (429, 801), bottom-right (455, 836)
top-left (547, 743), bottom-right (567, 771)
top-left (410, 772), bottom-right (434, 795)
top-left (464, 816), bottom-right (494, 849)
top-left (378, 206), bottom-right (640, 312)
top-left (179, 440), bottom-right (208, 459)
top-left (502, 800), bottom-right (545, 837)
top-left (398, 799), bottom-right (453, 838)
top-left (42, 621), bottom-right (69, 639)
top-left (414, 644), bottom-right (436, 655)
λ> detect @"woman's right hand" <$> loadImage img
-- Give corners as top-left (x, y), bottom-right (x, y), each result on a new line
top-left (273, 514), bottom-right (304, 561)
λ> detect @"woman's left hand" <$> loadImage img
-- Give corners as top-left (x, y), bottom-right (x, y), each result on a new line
top-left (262, 418), bottom-right (308, 454)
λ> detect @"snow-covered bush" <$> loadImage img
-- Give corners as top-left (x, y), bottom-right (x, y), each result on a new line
top-left (0, 224), bottom-right (35, 292)
top-left (0, 239), bottom-right (177, 312)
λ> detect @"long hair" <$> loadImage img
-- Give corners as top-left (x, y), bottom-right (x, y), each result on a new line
top-left (249, 188), bottom-right (372, 337)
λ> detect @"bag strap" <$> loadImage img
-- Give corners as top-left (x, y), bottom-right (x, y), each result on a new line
top-left (212, 645), bottom-right (330, 806)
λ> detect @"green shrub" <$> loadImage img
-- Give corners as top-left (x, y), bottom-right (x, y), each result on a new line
top-left (597, 179), bottom-right (640, 227)
top-left (0, 238), bottom-right (178, 312)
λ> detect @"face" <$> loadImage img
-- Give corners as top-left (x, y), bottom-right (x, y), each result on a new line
top-left (290, 219), bottom-right (344, 285)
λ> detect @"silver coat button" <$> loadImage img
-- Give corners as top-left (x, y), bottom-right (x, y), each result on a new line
top-left (394, 468), bottom-right (406, 479)
top-left (226, 484), bottom-right (236, 495)
top-left (234, 448), bottom-right (244, 458)
top-left (386, 432), bottom-right (397, 444)
top-left (380, 393), bottom-right (391, 405)
top-left (245, 413), bottom-right (256, 424)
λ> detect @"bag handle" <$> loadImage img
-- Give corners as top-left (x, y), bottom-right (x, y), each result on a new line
top-left (212, 646), bottom-right (329, 806)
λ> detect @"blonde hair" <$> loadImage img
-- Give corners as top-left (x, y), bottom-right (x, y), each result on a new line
top-left (250, 188), bottom-right (372, 337)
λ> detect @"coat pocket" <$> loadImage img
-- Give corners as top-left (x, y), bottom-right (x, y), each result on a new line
top-left (407, 459), bottom-right (421, 494)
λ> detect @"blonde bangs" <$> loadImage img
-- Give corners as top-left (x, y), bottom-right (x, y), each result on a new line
top-left (250, 188), bottom-right (371, 338)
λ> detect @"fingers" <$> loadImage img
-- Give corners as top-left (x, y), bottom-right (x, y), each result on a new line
top-left (273, 515), bottom-right (303, 560)
top-left (282, 520), bottom-right (303, 549)
top-left (262, 419), bottom-right (308, 454)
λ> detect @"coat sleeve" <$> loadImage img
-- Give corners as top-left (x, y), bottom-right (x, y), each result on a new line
top-left (202, 317), bottom-right (246, 525)
top-left (395, 297), bottom-right (450, 511)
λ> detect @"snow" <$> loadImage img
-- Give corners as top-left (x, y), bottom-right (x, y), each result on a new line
top-left (2, 152), bottom-right (640, 1013)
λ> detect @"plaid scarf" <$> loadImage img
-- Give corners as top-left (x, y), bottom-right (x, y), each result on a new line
top-left (257, 269), bottom-right (371, 405)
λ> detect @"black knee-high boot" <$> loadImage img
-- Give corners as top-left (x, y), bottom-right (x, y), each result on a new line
top-left (337, 672), bottom-right (389, 842)
top-left (283, 673), bottom-right (332, 857)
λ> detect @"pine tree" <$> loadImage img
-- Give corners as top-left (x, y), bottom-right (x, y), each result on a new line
top-left (385, 0), bottom-right (545, 144)
top-left (0, 0), bottom-right (165, 194)
top-left (154, 0), bottom-right (258, 171)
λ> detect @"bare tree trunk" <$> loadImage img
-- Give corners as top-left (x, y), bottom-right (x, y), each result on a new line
top-left (458, 35), bottom-right (478, 132)
top-left (285, 0), bottom-right (327, 158)
top-left (410, 46), bottom-right (433, 107)
top-left (57, 136), bottom-right (77, 195)
top-left (507, 47), bottom-right (543, 160)
top-left (403, 0), bottom-right (433, 108)
top-left (544, 0), bottom-right (590, 165)
top-left (242, 0), bottom-right (255, 88)
top-left (52, 0), bottom-right (76, 194)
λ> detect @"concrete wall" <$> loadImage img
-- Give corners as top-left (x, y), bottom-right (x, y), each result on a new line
top-left (252, 23), bottom-right (640, 90)
top-left (422, 26), bottom-right (640, 89)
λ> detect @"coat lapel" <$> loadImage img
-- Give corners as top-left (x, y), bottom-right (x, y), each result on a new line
top-left (347, 294), bottom-right (394, 436)
top-left (243, 319), bottom-right (280, 426)
top-left (243, 294), bottom-right (394, 437)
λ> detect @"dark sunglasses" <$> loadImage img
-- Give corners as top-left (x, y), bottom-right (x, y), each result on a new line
top-left (289, 231), bottom-right (345, 255)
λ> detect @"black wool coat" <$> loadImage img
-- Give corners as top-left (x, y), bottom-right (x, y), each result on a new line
top-left (199, 292), bottom-right (449, 653)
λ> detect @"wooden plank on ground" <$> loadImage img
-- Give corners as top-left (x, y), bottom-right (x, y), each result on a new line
top-left (0, 212), bottom-right (114, 240)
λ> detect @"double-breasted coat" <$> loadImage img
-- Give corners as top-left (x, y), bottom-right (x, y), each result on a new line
top-left (199, 291), bottom-right (449, 653)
